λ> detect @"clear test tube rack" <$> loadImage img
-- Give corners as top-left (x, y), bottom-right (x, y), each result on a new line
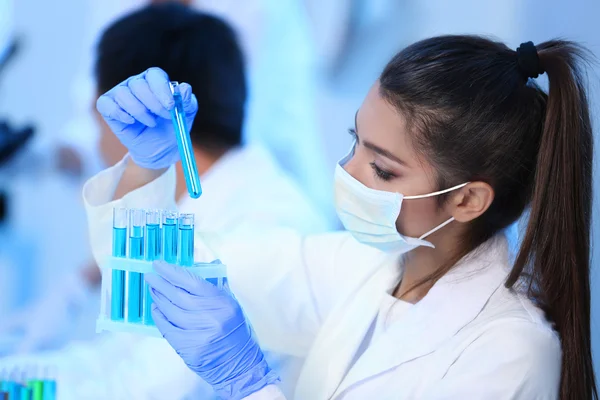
top-left (96, 209), bottom-right (227, 337)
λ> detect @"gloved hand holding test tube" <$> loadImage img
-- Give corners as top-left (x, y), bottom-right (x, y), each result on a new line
top-left (95, 68), bottom-right (202, 199)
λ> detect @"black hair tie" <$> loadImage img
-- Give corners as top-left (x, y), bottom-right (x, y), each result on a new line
top-left (516, 41), bottom-right (545, 79)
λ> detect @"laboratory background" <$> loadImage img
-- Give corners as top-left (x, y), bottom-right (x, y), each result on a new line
top-left (0, 0), bottom-right (598, 395)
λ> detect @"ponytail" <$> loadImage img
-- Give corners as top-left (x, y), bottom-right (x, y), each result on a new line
top-left (506, 41), bottom-right (597, 400)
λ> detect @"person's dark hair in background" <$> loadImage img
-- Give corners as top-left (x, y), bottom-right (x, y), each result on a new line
top-left (95, 2), bottom-right (246, 157)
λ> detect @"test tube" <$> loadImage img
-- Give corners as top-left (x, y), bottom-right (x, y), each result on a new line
top-left (145, 210), bottom-right (161, 261)
top-left (28, 380), bottom-right (43, 400)
top-left (162, 211), bottom-right (178, 264)
top-left (6, 369), bottom-right (22, 400)
top-left (127, 209), bottom-right (145, 323)
top-left (4, 382), bottom-right (18, 400)
top-left (170, 81), bottom-right (202, 199)
top-left (0, 369), bottom-right (7, 396)
top-left (177, 214), bottom-right (194, 267)
top-left (41, 367), bottom-right (56, 400)
top-left (144, 210), bottom-right (161, 325)
top-left (111, 208), bottom-right (128, 321)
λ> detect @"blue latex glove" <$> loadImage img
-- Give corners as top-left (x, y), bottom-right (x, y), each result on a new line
top-left (96, 67), bottom-right (198, 169)
top-left (145, 261), bottom-right (280, 400)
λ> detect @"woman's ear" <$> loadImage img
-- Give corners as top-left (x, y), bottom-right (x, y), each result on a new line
top-left (449, 182), bottom-right (494, 223)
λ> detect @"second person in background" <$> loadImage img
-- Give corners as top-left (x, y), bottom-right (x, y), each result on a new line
top-left (0, 4), bottom-right (329, 399)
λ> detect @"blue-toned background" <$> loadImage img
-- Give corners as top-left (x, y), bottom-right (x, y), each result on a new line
top-left (0, 0), bottom-right (598, 381)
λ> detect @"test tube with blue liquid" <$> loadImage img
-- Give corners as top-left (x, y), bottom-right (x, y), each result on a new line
top-left (26, 366), bottom-right (42, 400)
top-left (162, 211), bottom-right (178, 264)
top-left (144, 210), bottom-right (161, 325)
top-left (127, 209), bottom-right (145, 323)
top-left (42, 367), bottom-right (57, 400)
top-left (170, 81), bottom-right (202, 199)
top-left (111, 208), bottom-right (128, 321)
top-left (177, 214), bottom-right (194, 267)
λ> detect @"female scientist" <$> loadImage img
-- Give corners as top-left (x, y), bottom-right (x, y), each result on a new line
top-left (92, 36), bottom-right (597, 399)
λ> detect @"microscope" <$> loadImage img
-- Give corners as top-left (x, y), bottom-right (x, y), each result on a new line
top-left (0, 37), bottom-right (36, 223)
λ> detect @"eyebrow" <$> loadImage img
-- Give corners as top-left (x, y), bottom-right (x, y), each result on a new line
top-left (354, 110), bottom-right (408, 166)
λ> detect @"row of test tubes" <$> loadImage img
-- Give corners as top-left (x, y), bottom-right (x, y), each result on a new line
top-left (111, 209), bottom-right (195, 325)
top-left (0, 367), bottom-right (56, 400)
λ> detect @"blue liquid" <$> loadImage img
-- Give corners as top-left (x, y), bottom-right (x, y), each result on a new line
top-left (157, 226), bottom-right (162, 258)
top-left (20, 386), bottom-right (31, 400)
top-left (171, 92), bottom-right (202, 199)
top-left (128, 233), bottom-right (144, 323)
top-left (111, 227), bottom-right (127, 321)
top-left (163, 220), bottom-right (177, 264)
top-left (4, 383), bottom-right (19, 400)
top-left (144, 223), bottom-right (160, 325)
top-left (145, 224), bottom-right (160, 261)
top-left (143, 284), bottom-right (154, 326)
top-left (42, 381), bottom-right (56, 400)
top-left (178, 225), bottom-right (194, 266)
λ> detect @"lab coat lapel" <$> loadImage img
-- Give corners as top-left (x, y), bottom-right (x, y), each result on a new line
top-left (333, 236), bottom-right (510, 398)
top-left (294, 257), bottom-right (401, 400)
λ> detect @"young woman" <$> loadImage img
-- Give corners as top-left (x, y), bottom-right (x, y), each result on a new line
top-left (91, 35), bottom-right (596, 399)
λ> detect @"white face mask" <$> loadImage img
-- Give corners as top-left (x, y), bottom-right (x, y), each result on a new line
top-left (334, 148), bottom-right (468, 254)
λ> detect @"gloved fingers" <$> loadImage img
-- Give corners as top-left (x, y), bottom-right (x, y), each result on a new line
top-left (112, 85), bottom-right (158, 128)
top-left (150, 285), bottom-right (225, 331)
top-left (128, 76), bottom-right (172, 120)
top-left (152, 261), bottom-right (222, 297)
top-left (178, 83), bottom-right (199, 115)
top-left (96, 95), bottom-right (136, 126)
top-left (151, 302), bottom-right (185, 335)
top-left (144, 67), bottom-right (175, 111)
top-left (146, 275), bottom-right (194, 312)
top-left (149, 288), bottom-right (195, 330)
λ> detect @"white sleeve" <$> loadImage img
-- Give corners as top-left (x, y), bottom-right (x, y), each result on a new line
top-left (83, 154), bottom-right (177, 265)
top-left (82, 158), bottom-right (375, 361)
top-left (422, 322), bottom-right (561, 400)
top-left (243, 384), bottom-right (287, 400)
top-left (203, 230), bottom-right (380, 358)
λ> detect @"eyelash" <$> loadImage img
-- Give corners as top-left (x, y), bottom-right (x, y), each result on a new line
top-left (348, 128), bottom-right (357, 141)
top-left (349, 128), bottom-right (395, 181)
top-left (370, 162), bottom-right (394, 181)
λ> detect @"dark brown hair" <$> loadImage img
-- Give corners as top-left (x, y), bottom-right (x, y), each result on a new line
top-left (380, 35), bottom-right (596, 399)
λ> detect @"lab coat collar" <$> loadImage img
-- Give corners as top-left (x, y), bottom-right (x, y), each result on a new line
top-left (296, 235), bottom-right (510, 400)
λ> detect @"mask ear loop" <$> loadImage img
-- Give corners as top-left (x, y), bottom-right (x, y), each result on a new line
top-left (418, 217), bottom-right (455, 240)
top-left (403, 182), bottom-right (469, 200)
top-left (403, 182), bottom-right (470, 240)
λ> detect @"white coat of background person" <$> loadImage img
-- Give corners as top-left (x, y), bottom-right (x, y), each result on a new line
top-left (0, 145), bottom-right (327, 400)
top-left (58, 0), bottom-right (334, 223)
top-left (0, 6), bottom-right (329, 399)
top-left (1, 0), bottom-right (335, 353)
top-left (85, 36), bottom-right (596, 398)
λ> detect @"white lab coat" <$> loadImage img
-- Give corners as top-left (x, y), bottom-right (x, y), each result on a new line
top-left (197, 231), bottom-right (561, 400)
top-left (82, 161), bottom-right (561, 399)
top-left (0, 145), bottom-right (328, 400)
